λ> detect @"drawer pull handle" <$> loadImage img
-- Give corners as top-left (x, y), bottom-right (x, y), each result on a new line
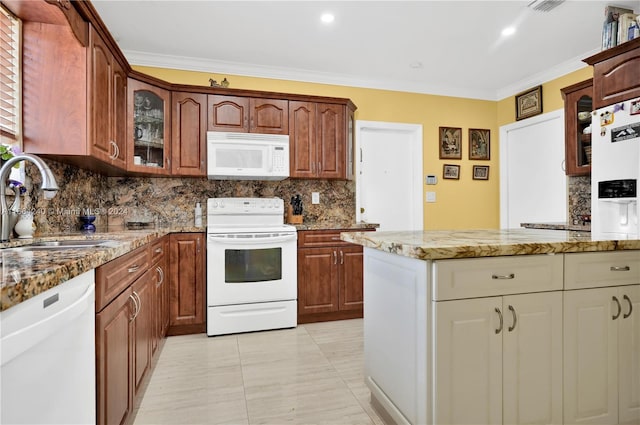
top-left (495, 308), bottom-right (503, 334)
top-left (613, 296), bottom-right (622, 320)
top-left (508, 305), bottom-right (517, 332)
top-left (492, 273), bottom-right (515, 280)
top-left (128, 265), bottom-right (141, 273)
top-left (331, 237), bottom-right (340, 241)
top-left (154, 247), bottom-right (163, 254)
top-left (623, 295), bottom-right (633, 319)
top-left (610, 266), bottom-right (630, 272)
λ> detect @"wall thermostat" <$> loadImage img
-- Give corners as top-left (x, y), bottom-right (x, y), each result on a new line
top-left (426, 175), bottom-right (437, 185)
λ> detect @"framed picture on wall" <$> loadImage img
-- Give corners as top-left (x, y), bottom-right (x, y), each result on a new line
top-left (515, 85), bottom-right (543, 121)
top-left (472, 165), bottom-right (490, 180)
top-left (469, 129), bottom-right (490, 160)
top-left (443, 164), bottom-right (460, 180)
top-left (439, 127), bottom-right (462, 159)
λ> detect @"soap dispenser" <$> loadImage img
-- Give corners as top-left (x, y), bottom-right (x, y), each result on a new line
top-left (194, 202), bottom-right (202, 227)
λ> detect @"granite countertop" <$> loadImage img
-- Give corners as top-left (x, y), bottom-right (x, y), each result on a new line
top-left (293, 221), bottom-right (379, 231)
top-left (340, 228), bottom-right (640, 261)
top-left (0, 226), bottom-right (205, 312)
top-left (521, 222), bottom-right (591, 232)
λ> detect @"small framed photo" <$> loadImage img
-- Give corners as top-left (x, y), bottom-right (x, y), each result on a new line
top-left (515, 85), bottom-right (543, 121)
top-left (443, 164), bottom-right (460, 180)
top-left (469, 129), bottom-right (490, 160)
top-left (473, 165), bottom-right (490, 180)
top-left (439, 127), bottom-right (462, 159)
top-left (630, 99), bottom-right (640, 115)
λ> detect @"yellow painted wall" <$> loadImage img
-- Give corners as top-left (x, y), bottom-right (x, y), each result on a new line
top-left (135, 65), bottom-right (591, 230)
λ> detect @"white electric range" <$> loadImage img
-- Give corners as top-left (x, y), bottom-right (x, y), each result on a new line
top-left (206, 197), bottom-right (297, 336)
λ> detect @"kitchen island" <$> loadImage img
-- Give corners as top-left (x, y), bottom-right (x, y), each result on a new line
top-left (340, 229), bottom-right (640, 425)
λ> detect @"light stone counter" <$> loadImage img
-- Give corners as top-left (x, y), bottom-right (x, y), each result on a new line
top-left (340, 228), bottom-right (640, 260)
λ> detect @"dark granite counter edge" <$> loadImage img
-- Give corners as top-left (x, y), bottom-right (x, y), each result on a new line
top-left (0, 226), bottom-right (205, 312)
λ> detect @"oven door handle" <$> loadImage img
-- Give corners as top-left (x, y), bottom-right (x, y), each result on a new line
top-left (207, 234), bottom-right (297, 245)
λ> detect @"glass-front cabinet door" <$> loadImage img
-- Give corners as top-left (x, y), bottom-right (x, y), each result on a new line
top-left (127, 79), bottom-right (171, 174)
top-left (561, 79), bottom-right (593, 176)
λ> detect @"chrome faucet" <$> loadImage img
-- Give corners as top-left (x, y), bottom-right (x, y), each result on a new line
top-left (0, 154), bottom-right (59, 242)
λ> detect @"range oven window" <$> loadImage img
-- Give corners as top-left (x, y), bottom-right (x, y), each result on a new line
top-left (225, 247), bottom-right (282, 283)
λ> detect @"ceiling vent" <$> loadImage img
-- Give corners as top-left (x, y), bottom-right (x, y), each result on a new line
top-left (527, 0), bottom-right (565, 12)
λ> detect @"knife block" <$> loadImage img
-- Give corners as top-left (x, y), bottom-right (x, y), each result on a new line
top-left (286, 205), bottom-right (303, 224)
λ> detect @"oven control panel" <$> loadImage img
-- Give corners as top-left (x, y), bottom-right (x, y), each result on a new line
top-left (207, 197), bottom-right (284, 214)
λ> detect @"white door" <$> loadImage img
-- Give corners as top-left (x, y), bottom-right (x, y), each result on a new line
top-left (503, 292), bottom-right (563, 425)
top-left (499, 110), bottom-right (567, 229)
top-left (356, 121), bottom-right (423, 231)
top-left (618, 285), bottom-right (640, 425)
top-left (564, 287), bottom-right (618, 425)
top-left (434, 297), bottom-right (503, 425)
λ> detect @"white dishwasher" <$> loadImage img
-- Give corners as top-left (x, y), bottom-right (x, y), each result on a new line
top-left (0, 270), bottom-right (96, 425)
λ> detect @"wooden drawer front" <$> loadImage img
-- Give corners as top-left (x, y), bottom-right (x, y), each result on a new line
top-left (433, 254), bottom-right (563, 301)
top-left (150, 237), bottom-right (165, 265)
top-left (96, 245), bottom-right (150, 311)
top-left (564, 250), bottom-right (640, 290)
top-left (298, 229), bottom-right (373, 248)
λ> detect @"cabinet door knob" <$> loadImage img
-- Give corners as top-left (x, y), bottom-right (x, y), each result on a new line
top-left (623, 294), bottom-right (633, 319)
top-left (495, 307), bottom-right (503, 334)
top-left (508, 305), bottom-right (517, 332)
top-left (612, 296), bottom-right (622, 320)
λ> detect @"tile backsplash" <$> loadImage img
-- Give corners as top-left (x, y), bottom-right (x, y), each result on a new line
top-left (23, 160), bottom-right (356, 234)
top-left (568, 175), bottom-right (591, 225)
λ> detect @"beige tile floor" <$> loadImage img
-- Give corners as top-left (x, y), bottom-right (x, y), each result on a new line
top-left (132, 319), bottom-right (385, 425)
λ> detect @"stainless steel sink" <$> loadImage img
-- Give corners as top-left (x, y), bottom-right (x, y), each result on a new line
top-left (3, 240), bottom-right (120, 252)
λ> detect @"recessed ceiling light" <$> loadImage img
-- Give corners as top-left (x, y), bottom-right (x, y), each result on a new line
top-left (320, 13), bottom-right (335, 24)
top-left (501, 26), bottom-right (516, 37)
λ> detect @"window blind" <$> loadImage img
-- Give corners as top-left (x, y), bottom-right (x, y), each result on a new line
top-left (1, 6), bottom-right (20, 142)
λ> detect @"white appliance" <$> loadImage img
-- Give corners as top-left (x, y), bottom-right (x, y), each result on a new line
top-left (207, 132), bottom-right (290, 180)
top-left (206, 197), bottom-right (297, 336)
top-left (0, 270), bottom-right (95, 424)
top-left (591, 96), bottom-right (640, 238)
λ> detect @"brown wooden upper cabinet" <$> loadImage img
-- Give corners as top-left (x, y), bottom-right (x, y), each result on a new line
top-left (171, 92), bottom-right (207, 176)
top-left (207, 95), bottom-right (288, 134)
top-left (22, 21), bottom-right (128, 173)
top-left (127, 79), bottom-right (171, 175)
top-left (289, 101), bottom-right (349, 179)
top-left (583, 37), bottom-right (640, 109)
top-left (561, 79), bottom-right (592, 176)
top-left (89, 26), bottom-right (128, 169)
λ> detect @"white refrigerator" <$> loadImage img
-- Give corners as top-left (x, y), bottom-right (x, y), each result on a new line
top-left (591, 96), bottom-right (640, 237)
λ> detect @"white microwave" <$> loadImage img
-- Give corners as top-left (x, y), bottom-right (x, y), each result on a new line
top-left (207, 132), bottom-right (290, 180)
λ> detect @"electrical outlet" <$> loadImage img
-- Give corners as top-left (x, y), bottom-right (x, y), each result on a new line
top-left (312, 192), bottom-right (320, 204)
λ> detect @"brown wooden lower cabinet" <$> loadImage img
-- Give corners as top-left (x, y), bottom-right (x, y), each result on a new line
top-left (96, 238), bottom-right (171, 425)
top-left (297, 229), bottom-right (371, 323)
top-left (96, 285), bottom-right (134, 425)
top-left (132, 269), bottom-right (153, 396)
top-left (168, 233), bottom-right (206, 335)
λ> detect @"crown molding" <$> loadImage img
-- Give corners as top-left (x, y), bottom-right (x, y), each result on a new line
top-left (124, 48), bottom-right (597, 102)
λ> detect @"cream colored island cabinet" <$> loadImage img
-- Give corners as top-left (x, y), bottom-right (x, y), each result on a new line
top-left (359, 244), bottom-right (640, 425)
top-left (563, 251), bottom-right (640, 425)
